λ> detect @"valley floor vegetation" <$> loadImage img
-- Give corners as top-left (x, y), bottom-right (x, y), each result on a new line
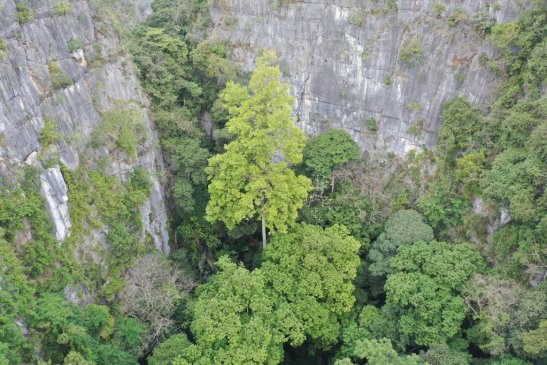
top-left (0, 1), bottom-right (545, 365)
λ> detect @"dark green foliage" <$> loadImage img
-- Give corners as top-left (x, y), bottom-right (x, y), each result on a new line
top-left (132, 26), bottom-right (194, 107)
top-left (418, 178), bottom-right (471, 236)
top-left (303, 129), bottom-right (360, 192)
top-left (335, 338), bottom-right (423, 365)
top-left (385, 241), bottom-right (484, 346)
top-left (437, 97), bottom-right (484, 165)
top-left (368, 209), bottom-right (434, 277)
top-left (300, 181), bottom-right (379, 246)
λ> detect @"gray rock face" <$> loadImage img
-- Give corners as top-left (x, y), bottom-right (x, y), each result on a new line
top-left (0, 0), bottom-right (169, 253)
top-left (209, 0), bottom-right (530, 155)
top-left (40, 166), bottom-right (71, 241)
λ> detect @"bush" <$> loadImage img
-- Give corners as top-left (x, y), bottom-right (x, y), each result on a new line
top-left (366, 117), bottom-right (378, 132)
top-left (39, 118), bottom-right (61, 146)
top-left (48, 62), bottom-right (72, 89)
top-left (400, 39), bottom-right (424, 66)
top-left (91, 106), bottom-right (146, 159)
top-left (16, 2), bottom-right (33, 24)
top-left (53, 1), bottom-right (72, 16)
top-left (67, 38), bottom-right (83, 53)
top-left (432, 3), bottom-right (446, 16)
top-left (348, 10), bottom-right (366, 27)
top-left (0, 39), bottom-right (6, 58)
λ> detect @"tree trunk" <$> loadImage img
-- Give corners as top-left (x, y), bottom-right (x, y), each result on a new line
top-left (261, 202), bottom-right (267, 249)
top-left (331, 175), bottom-right (335, 193)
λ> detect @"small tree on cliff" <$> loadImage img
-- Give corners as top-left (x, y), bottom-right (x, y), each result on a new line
top-left (205, 51), bottom-right (311, 248)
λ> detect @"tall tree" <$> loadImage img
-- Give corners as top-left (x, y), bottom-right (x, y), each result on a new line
top-left (205, 50), bottom-right (311, 247)
top-left (262, 224), bottom-right (361, 347)
top-left (173, 256), bottom-right (285, 365)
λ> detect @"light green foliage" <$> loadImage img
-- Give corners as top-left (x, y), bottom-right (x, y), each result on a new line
top-left (185, 256), bottom-right (284, 365)
top-left (385, 241), bottom-right (484, 346)
top-left (400, 39), bottom-right (424, 66)
top-left (262, 224), bottom-right (361, 347)
top-left (16, 1), bottom-right (33, 23)
top-left (91, 106), bottom-right (146, 159)
top-left (0, 39), bottom-right (6, 58)
top-left (422, 343), bottom-right (471, 365)
top-left (337, 305), bottom-right (391, 360)
top-left (366, 117), bottom-right (378, 132)
top-left (206, 51), bottom-right (312, 237)
top-left (48, 62), bottom-right (72, 89)
top-left (454, 151), bottom-right (486, 196)
top-left (62, 165), bottom-right (150, 293)
top-left (489, 23), bottom-right (520, 52)
top-left (303, 129), bottom-right (360, 192)
top-left (464, 275), bottom-right (547, 361)
top-left (53, 1), bottom-right (72, 16)
top-left (0, 173), bottom-right (73, 287)
top-left (368, 209), bottom-right (434, 278)
top-left (522, 320), bottom-right (547, 356)
top-left (432, 3), bottom-right (446, 16)
top-left (40, 118), bottom-right (61, 146)
top-left (336, 338), bottom-right (423, 365)
top-left (63, 351), bottom-right (95, 365)
top-left (464, 275), bottom-right (521, 356)
top-left (448, 7), bottom-right (469, 27)
top-left (148, 334), bottom-right (192, 365)
top-left (507, 284), bottom-right (547, 360)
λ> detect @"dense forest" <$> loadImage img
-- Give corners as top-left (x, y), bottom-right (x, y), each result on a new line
top-left (0, 0), bottom-right (545, 365)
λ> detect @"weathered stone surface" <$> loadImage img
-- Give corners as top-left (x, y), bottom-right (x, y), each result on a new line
top-left (40, 166), bottom-right (71, 241)
top-left (209, 0), bottom-right (531, 155)
top-left (0, 0), bottom-right (169, 253)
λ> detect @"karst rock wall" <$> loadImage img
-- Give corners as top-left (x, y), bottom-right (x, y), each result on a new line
top-left (209, 0), bottom-right (531, 155)
top-left (0, 0), bottom-right (169, 253)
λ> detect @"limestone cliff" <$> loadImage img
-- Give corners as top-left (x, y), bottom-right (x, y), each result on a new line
top-left (0, 0), bottom-right (169, 252)
top-left (209, 0), bottom-right (531, 155)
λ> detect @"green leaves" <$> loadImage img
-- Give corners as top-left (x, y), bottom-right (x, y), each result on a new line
top-left (187, 257), bottom-right (284, 365)
top-left (368, 210), bottom-right (433, 278)
top-left (384, 241), bottom-right (484, 346)
top-left (205, 51), bottom-right (312, 238)
top-left (262, 224), bottom-right (361, 347)
top-left (303, 129), bottom-right (360, 192)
